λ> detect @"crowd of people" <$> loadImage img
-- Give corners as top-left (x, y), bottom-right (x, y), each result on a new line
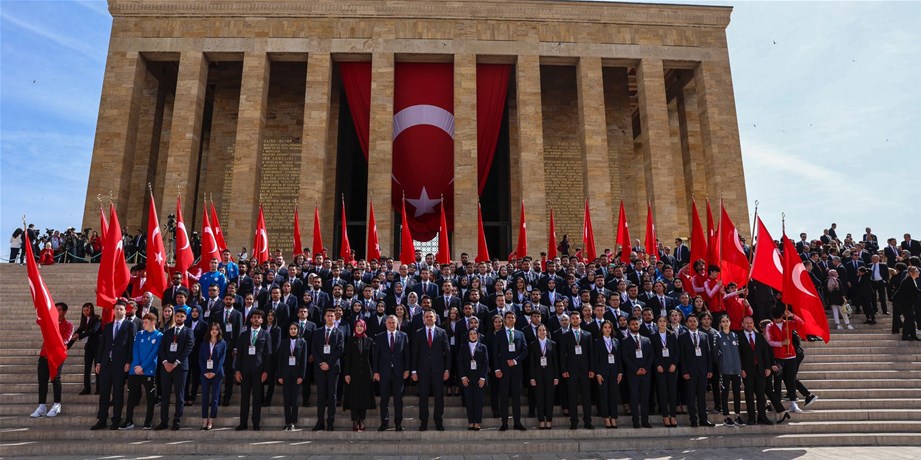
top-left (27, 224), bottom-right (921, 435)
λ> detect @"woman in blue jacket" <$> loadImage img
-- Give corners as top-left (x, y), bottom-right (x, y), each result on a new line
top-left (199, 323), bottom-right (226, 430)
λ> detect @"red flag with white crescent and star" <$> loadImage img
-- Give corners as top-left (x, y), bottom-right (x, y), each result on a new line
top-left (252, 206), bottom-right (270, 265)
top-left (750, 216), bottom-right (783, 291)
top-left (210, 202), bottom-right (229, 257)
top-left (197, 208), bottom-right (221, 272)
top-left (96, 204), bottom-right (130, 324)
top-left (145, 193), bottom-right (168, 298)
top-left (583, 200), bottom-right (597, 262)
top-left (718, 203), bottom-right (751, 287)
top-left (367, 200), bottom-right (381, 262)
top-left (616, 201), bottom-right (631, 264)
top-left (436, 202), bottom-right (451, 265)
top-left (781, 233), bottom-right (830, 343)
top-left (644, 204), bottom-right (657, 261)
top-left (392, 63), bottom-right (454, 241)
top-left (173, 197), bottom-right (194, 287)
top-left (690, 199), bottom-right (708, 268)
top-left (399, 197), bottom-right (416, 264)
top-left (24, 230), bottom-right (66, 379)
top-left (340, 199), bottom-right (353, 263)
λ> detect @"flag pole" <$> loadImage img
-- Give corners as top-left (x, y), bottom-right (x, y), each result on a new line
top-left (782, 212), bottom-right (793, 355)
top-left (748, 200), bottom-right (759, 265)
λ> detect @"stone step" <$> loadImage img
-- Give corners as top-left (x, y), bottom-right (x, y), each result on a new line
top-left (2, 431), bottom-right (919, 457)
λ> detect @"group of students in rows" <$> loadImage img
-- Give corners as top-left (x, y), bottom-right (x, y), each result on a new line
top-left (29, 243), bottom-right (834, 433)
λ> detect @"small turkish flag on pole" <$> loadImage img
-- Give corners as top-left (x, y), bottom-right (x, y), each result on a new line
top-left (644, 203), bottom-right (657, 261)
top-left (690, 199), bottom-right (708, 268)
top-left (173, 196), bottom-right (195, 287)
top-left (547, 207), bottom-right (557, 260)
top-left (209, 202), bottom-right (228, 255)
top-left (340, 197), bottom-right (353, 263)
top-left (367, 200), bottom-right (382, 262)
top-left (252, 205), bottom-right (270, 265)
top-left (781, 233), bottom-right (830, 343)
top-left (616, 201), bottom-right (631, 264)
top-left (718, 202), bottom-right (751, 287)
top-left (475, 202), bottom-right (490, 263)
top-left (436, 201), bottom-right (451, 265)
top-left (96, 204), bottom-right (131, 324)
top-left (311, 205), bottom-right (324, 257)
top-left (750, 216), bottom-right (783, 291)
top-left (145, 192), bottom-right (168, 297)
top-left (582, 200), bottom-right (597, 262)
top-left (25, 229), bottom-right (67, 379)
top-left (706, 199), bottom-right (718, 267)
top-left (399, 196), bottom-right (416, 264)
top-left (197, 207), bottom-right (221, 272)
top-left (516, 200), bottom-right (527, 259)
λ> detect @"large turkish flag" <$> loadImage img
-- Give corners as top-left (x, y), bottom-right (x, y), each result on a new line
top-left (392, 63), bottom-right (454, 241)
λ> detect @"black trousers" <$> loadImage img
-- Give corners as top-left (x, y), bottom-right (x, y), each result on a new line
top-left (720, 374), bottom-right (742, 415)
top-left (159, 367), bottom-right (187, 424)
top-left (685, 373), bottom-right (708, 424)
top-left (897, 303), bottom-right (918, 339)
top-left (498, 367), bottom-right (523, 423)
top-left (82, 345), bottom-right (97, 393)
top-left (462, 381), bottom-right (485, 423)
top-left (655, 370), bottom-right (678, 418)
top-left (315, 367), bottom-right (339, 425)
top-left (281, 378), bottom-right (301, 425)
top-left (37, 357), bottom-right (62, 404)
top-left (534, 380), bottom-right (555, 422)
top-left (239, 369), bottom-right (265, 427)
top-left (417, 373), bottom-right (445, 425)
top-left (263, 360), bottom-right (277, 404)
top-left (566, 374), bottom-right (592, 424)
top-left (489, 374), bottom-right (500, 416)
top-left (186, 352), bottom-right (201, 402)
top-left (378, 370), bottom-right (404, 424)
top-left (773, 358), bottom-right (799, 402)
top-left (97, 363), bottom-right (128, 424)
top-left (743, 370), bottom-right (767, 418)
top-left (628, 373), bottom-right (651, 423)
top-left (764, 370), bottom-right (787, 412)
top-left (221, 354), bottom-right (235, 403)
top-left (301, 365), bottom-right (313, 407)
top-left (598, 375), bottom-right (621, 419)
top-left (872, 281), bottom-right (889, 314)
top-left (126, 375), bottom-right (156, 426)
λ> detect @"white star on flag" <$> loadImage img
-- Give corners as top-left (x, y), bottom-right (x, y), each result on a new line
top-left (406, 187), bottom-right (442, 217)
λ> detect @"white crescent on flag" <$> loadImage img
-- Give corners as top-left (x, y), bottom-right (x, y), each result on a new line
top-left (792, 264), bottom-right (819, 299)
top-left (177, 223), bottom-right (190, 250)
top-left (259, 229), bottom-right (268, 253)
top-left (392, 104), bottom-right (455, 140)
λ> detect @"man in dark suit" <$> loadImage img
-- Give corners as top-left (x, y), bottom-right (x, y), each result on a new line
top-left (311, 308), bottom-right (345, 431)
top-left (560, 312), bottom-right (594, 430)
top-left (867, 254), bottom-right (891, 315)
top-left (91, 302), bottom-right (137, 430)
top-left (646, 281), bottom-right (675, 317)
top-left (901, 234), bottom-right (921, 258)
top-left (293, 305), bottom-right (316, 408)
top-left (213, 293), bottom-right (243, 406)
top-left (155, 308), bottom-right (194, 430)
top-left (411, 309), bottom-right (451, 431)
top-left (162, 273), bottom-right (190, 307)
top-left (738, 316), bottom-right (774, 425)
top-left (893, 267), bottom-right (920, 341)
top-left (412, 268), bottom-right (440, 300)
top-left (679, 315), bottom-right (714, 427)
top-left (844, 251), bottom-right (865, 302)
top-left (674, 238), bottom-right (691, 269)
top-left (885, 238), bottom-right (902, 264)
top-left (621, 316), bottom-right (653, 428)
top-left (373, 315), bottom-right (410, 431)
top-left (234, 309), bottom-right (273, 430)
top-left (493, 311), bottom-right (529, 431)
top-left (795, 233), bottom-right (810, 255)
top-left (432, 280), bottom-right (461, 319)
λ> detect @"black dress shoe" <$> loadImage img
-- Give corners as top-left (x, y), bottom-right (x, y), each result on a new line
top-left (171, 422), bottom-right (180, 431)
top-left (757, 416), bottom-right (774, 425)
top-left (378, 424), bottom-right (388, 432)
top-left (747, 417), bottom-right (757, 425)
top-left (419, 423), bottom-right (428, 432)
top-left (312, 423), bottom-right (324, 432)
top-left (700, 421), bottom-right (715, 427)
top-left (235, 424), bottom-right (248, 431)
top-left (776, 412), bottom-right (791, 424)
top-left (435, 424), bottom-right (445, 431)
top-left (633, 422), bottom-right (641, 429)
top-left (395, 425), bottom-right (403, 432)
top-left (584, 423), bottom-right (594, 430)
top-left (90, 421), bottom-right (107, 430)
top-left (499, 424), bottom-right (509, 431)
top-left (690, 422), bottom-right (699, 428)
top-left (153, 423), bottom-right (168, 431)
top-left (253, 425), bottom-right (261, 431)
top-left (514, 424), bottom-right (527, 431)
top-left (642, 422), bottom-right (653, 428)
top-left (326, 426), bottom-right (334, 431)
top-left (79, 389), bottom-right (91, 395)
top-left (570, 422), bottom-right (578, 430)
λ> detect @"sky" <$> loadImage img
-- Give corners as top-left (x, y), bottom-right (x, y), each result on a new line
top-left (1, 0), bottom-right (918, 247)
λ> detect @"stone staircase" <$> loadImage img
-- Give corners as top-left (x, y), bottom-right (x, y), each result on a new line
top-left (1, 264), bottom-right (919, 456)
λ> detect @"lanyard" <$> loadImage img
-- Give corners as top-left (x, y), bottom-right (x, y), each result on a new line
top-left (605, 338), bottom-right (613, 353)
top-left (209, 341), bottom-right (215, 359)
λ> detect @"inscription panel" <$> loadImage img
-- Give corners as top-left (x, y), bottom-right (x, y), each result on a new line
top-left (258, 137), bottom-right (302, 250)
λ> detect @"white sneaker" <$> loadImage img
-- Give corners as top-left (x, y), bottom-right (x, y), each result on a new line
top-left (836, 324), bottom-right (843, 330)
top-left (30, 404), bottom-right (47, 418)
top-left (789, 401), bottom-right (803, 413)
top-left (46, 403), bottom-right (61, 417)
top-left (846, 324), bottom-right (854, 330)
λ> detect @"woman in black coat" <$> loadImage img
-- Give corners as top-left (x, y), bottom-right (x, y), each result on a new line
top-left (651, 315), bottom-right (680, 427)
top-left (277, 322), bottom-right (308, 430)
top-left (262, 310), bottom-right (282, 406)
top-left (343, 319), bottom-right (375, 431)
top-left (593, 320), bottom-right (623, 429)
top-left (68, 302), bottom-right (101, 395)
top-left (458, 327), bottom-right (489, 430)
top-left (528, 324), bottom-right (559, 430)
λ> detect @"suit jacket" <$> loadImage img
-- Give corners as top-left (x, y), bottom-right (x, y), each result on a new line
top-left (73, 314), bottom-right (102, 350)
top-left (678, 330), bottom-right (712, 377)
top-left (198, 340), bottom-right (227, 377)
top-left (158, 324), bottom-right (195, 371)
top-left (650, 330), bottom-right (680, 370)
top-left (893, 276), bottom-right (920, 309)
top-left (432, 295), bottom-right (462, 319)
top-left (276, 336), bottom-right (309, 380)
top-left (97, 319), bottom-right (137, 370)
top-left (621, 333), bottom-right (653, 375)
top-left (593, 337), bottom-right (623, 378)
top-left (868, 262), bottom-right (890, 282)
top-left (162, 285), bottom-right (191, 307)
top-left (372, 330), bottom-right (410, 376)
top-left (902, 240), bottom-right (921, 257)
top-left (210, 307), bottom-right (243, 351)
top-left (646, 295), bottom-right (675, 316)
top-left (582, 319), bottom-right (605, 340)
top-left (237, 275), bottom-right (255, 297)
top-left (528, 339), bottom-right (559, 382)
top-left (738, 329), bottom-right (772, 374)
top-left (411, 281), bottom-right (440, 300)
top-left (457, 341), bottom-right (489, 383)
top-left (411, 326), bottom-right (451, 377)
top-left (674, 244), bottom-right (691, 268)
top-left (884, 246), bottom-right (901, 264)
top-left (559, 328), bottom-right (593, 375)
top-left (311, 326), bottom-right (345, 372)
top-left (236, 328), bottom-right (273, 373)
top-left (492, 327), bottom-right (528, 373)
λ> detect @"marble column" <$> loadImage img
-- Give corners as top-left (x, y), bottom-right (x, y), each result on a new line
top-left (513, 55), bottom-right (547, 256)
top-left (577, 57), bottom-right (615, 247)
top-left (82, 51), bottom-right (146, 230)
top-left (694, 59), bottom-right (750, 235)
top-left (636, 58), bottom-right (679, 245)
top-left (299, 52), bottom-right (334, 254)
top-left (368, 52), bottom-right (395, 258)
top-left (226, 52), bottom-right (270, 251)
top-left (453, 54), bottom-right (478, 259)
top-left (160, 51), bottom-right (208, 229)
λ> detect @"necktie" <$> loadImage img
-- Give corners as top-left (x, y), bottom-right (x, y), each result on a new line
top-left (748, 333), bottom-right (755, 350)
top-left (325, 328), bottom-right (331, 340)
top-left (390, 333), bottom-right (395, 352)
top-left (113, 321), bottom-right (120, 339)
top-left (508, 329), bottom-right (513, 343)
top-left (427, 328), bottom-right (433, 347)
